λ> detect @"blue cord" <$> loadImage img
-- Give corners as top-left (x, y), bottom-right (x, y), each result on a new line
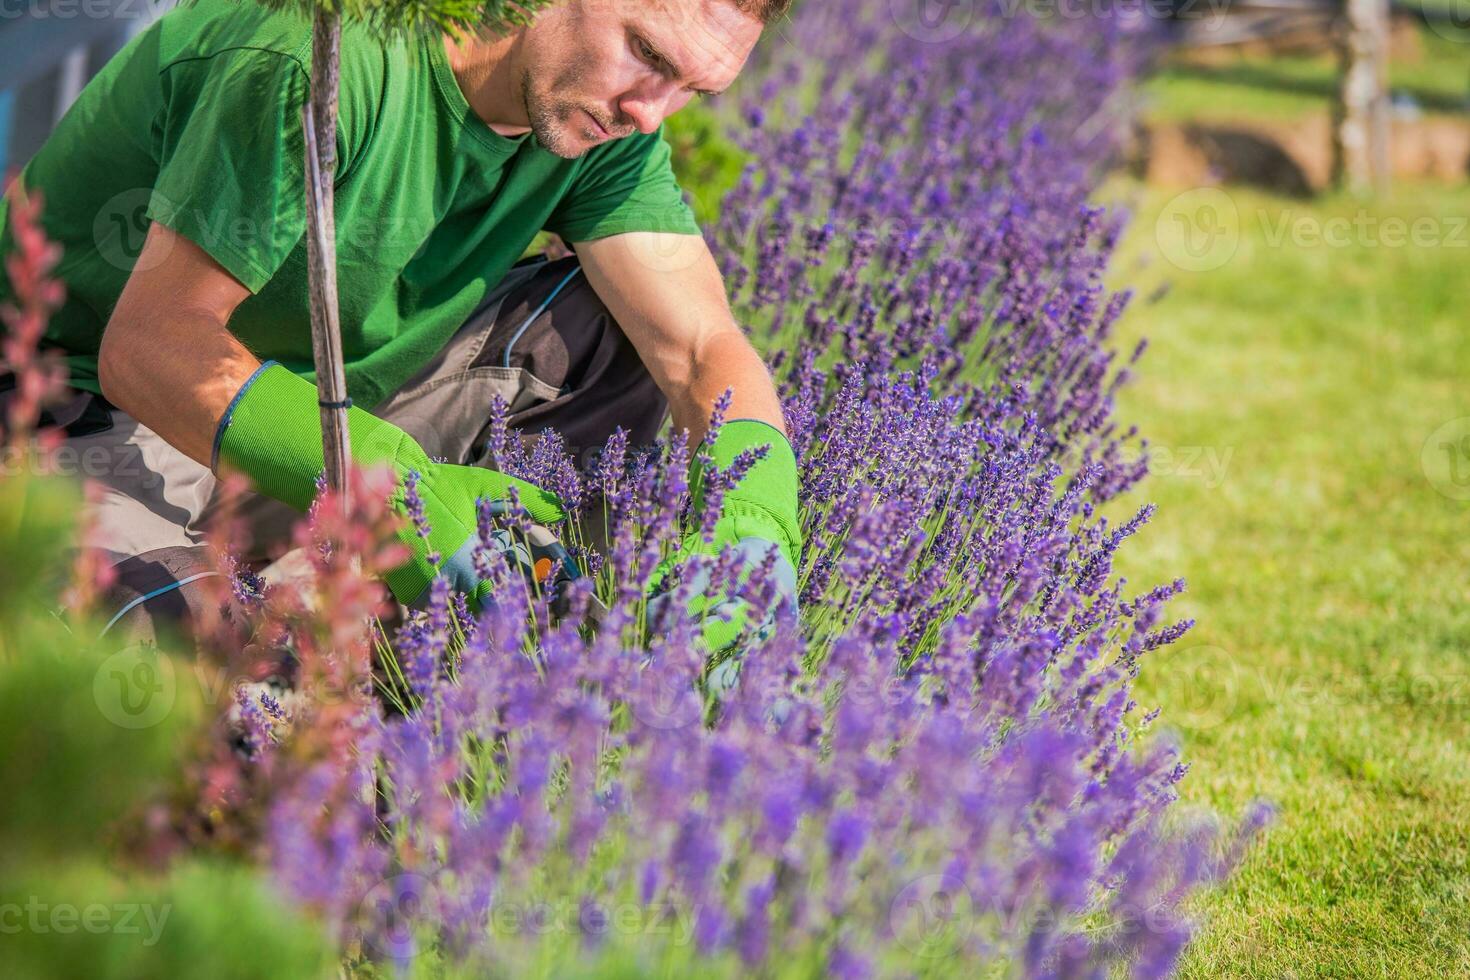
top-left (504, 266), bottom-right (582, 369)
top-left (100, 571), bottom-right (220, 638)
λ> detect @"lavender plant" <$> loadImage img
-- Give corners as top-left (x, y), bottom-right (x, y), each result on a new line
top-left (183, 2), bottom-right (1273, 977)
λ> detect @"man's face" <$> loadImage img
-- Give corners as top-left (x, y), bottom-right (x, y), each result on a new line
top-left (517, 0), bottom-right (764, 158)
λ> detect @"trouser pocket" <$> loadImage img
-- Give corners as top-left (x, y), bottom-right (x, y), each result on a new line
top-left (374, 254), bottom-right (669, 471)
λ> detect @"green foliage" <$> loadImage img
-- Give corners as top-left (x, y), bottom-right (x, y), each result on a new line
top-left (0, 466), bottom-right (81, 633)
top-left (3, 863), bottom-right (334, 980)
top-left (0, 618), bottom-right (202, 861)
top-left (664, 102), bottom-right (750, 226)
top-left (0, 473), bottom-right (333, 978)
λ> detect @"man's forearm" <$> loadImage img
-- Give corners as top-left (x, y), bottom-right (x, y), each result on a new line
top-left (673, 327), bottom-right (786, 449)
top-left (96, 224), bottom-right (258, 466)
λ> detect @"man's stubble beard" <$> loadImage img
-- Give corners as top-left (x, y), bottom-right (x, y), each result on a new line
top-left (521, 66), bottom-right (601, 160)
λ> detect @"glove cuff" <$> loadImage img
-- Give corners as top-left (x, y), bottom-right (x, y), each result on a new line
top-left (692, 419), bottom-right (802, 562)
top-left (210, 360), bottom-right (279, 473)
top-left (215, 363), bottom-right (422, 511)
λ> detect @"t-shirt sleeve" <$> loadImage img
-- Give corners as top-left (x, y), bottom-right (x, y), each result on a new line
top-left (147, 48), bottom-right (310, 293)
top-left (545, 126), bottom-right (700, 243)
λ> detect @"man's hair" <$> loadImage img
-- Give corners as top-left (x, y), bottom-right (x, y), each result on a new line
top-left (726, 0), bottom-right (793, 25)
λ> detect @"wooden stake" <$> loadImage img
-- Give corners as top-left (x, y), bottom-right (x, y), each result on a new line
top-left (302, 9), bottom-right (352, 505)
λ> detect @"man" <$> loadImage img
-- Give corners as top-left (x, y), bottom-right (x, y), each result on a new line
top-left (0, 0), bottom-right (800, 647)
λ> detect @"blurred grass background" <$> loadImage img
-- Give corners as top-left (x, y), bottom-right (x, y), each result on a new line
top-left (1102, 20), bottom-right (1470, 972)
top-left (1109, 179), bottom-right (1470, 977)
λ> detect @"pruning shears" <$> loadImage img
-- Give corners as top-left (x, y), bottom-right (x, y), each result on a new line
top-left (497, 520), bottom-right (608, 630)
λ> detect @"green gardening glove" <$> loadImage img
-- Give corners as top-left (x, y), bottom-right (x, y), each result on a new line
top-left (647, 420), bottom-right (802, 665)
top-left (214, 362), bottom-right (566, 608)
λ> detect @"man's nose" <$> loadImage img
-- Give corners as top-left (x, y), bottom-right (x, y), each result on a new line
top-left (617, 83), bottom-right (688, 135)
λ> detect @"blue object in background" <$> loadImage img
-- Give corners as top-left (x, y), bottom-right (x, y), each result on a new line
top-left (0, 1), bottom-right (173, 179)
top-left (0, 89), bottom-right (13, 179)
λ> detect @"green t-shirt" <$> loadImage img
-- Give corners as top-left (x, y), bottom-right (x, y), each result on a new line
top-left (0, 0), bottom-right (699, 409)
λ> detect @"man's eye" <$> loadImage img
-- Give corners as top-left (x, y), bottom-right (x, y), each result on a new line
top-left (635, 37), bottom-right (659, 65)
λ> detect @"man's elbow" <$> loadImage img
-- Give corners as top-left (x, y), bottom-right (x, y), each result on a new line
top-left (96, 327), bottom-right (125, 404)
top-left (96, 321), bottom-right (137, 408)
top-left (97, 312), bottom-right (165, 416)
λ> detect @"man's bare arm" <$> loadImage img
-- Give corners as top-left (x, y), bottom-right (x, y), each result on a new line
top-left (572, 231), bottom-right (784, 448)
top-left (97, 223), bottom-right (261, 465)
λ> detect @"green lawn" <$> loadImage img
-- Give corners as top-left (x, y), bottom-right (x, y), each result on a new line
top-left (1103, 180), bottom-right (1470, 976)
